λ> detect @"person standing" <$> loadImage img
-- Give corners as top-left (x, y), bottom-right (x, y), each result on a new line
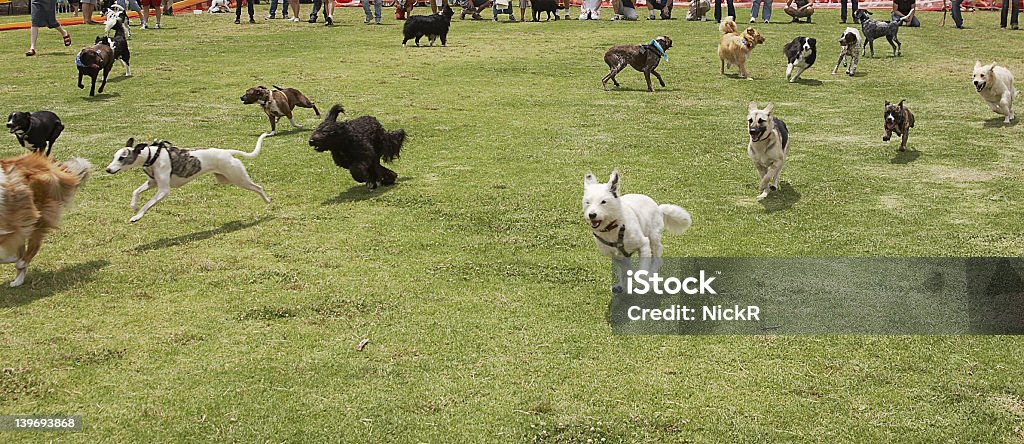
top-left (139, 0), bottom-right (163, 28)
top-left (288, 0), bottom-right (301, 21)
top-left (750, 0), bottom-right (771, 23)
top-left (950, 0), bottom-right (963, 28)
top-left (81, 0), bottom-right (99, 24)
top-left (1001, 0), bottom-right (1019, 29)
top-left (840, 0), bottom-right (856, 23)
top-left (362, 0), bottom-right (381, 23)
top-left (714, 0), bottom-right (735, 23)
top-left (27, 0), bottom-right (72, 56)
top-left (235, 0), bottom-right (255, 23)
top-left (267, 0), bottom-right (289, 19)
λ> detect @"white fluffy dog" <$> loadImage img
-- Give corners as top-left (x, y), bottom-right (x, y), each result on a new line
top-left (973, 61), bottom-right (1017, 124)
top-left (583, 170), bottom-right (692, 291)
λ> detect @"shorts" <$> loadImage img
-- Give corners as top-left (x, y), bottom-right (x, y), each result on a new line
top-left (30, 0), bottom-right (61, 28)
top-left (138, 0), bottom-right (161, 7)
top-left (81, 0), bottom-right (97, 5)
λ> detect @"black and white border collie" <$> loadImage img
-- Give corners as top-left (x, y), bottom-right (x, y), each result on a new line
top-left (784, 36), bottom-right (816, 83)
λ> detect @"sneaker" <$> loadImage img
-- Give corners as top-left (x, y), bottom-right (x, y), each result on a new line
top-left (141, 21), bottom-right (147, 29)
top-left (155, 22), bottom-right (161, 29)
top-left (364, 16), bottom-right (371, 23)
top-left (234, 18), bottom-right (240, 24)
top-left (764, 19), bottom-right (769, 23)
top-left (266, 14), bottom-right (275, 19)
top-left (509, 16), bottom-right (515, 21)
top-left (249, 17), bottom-right (256, 23)
top-left (283, 14), bottom-right (290, 19)
top-left (648, 11), bottom-right (655, 20)
top-left (308, 17), bottom-right (317, 23)
top-left (749, 17), bottom-right (755, 23)
top-left (324, 16), bottom-right (333, 26)
top-left (611, 14), bottom-right (621, 20)
top-left (293, 16), bottom-right (300, 22)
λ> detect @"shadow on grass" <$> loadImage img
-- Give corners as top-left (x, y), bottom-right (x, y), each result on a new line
top-left (81, 92), bottom-right (121, 102)
top-left (261, 127), bottom-right (308, 138)
top-left (321, 177), bottom-right (411, 205)
top-left (133, 216), bottom-right (273, 252)
top-left (792, 78), bottom-right (823, 86)
top-left (760, 182), bottom-right (800, 213)
top-left (983, 117), bottom-right (1018, 128)
top-left (890, 149), bottom-right (921, 164)
top-left (0, 259), bottom-right (109, 308)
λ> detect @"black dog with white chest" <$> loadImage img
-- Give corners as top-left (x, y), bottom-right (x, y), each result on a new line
top-left (7, 111), bottom-right (64, 156)
top-left (402, 5), bottom-right (455, 47)
top-left (309, 105), bottom-right (406, 190)
top-left (783, 36), bottom-right (816, 83)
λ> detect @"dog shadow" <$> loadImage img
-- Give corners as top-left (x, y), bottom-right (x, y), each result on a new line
top-left (261, 127), bottom-right (307, 137)
top-left (105, 76), bottom-right (132, 84)
top-left (792, 78), bottom-right (823, 86)
top-left (983, 117), bottom-right (1019, 128)
top-left (81, 92), bottom-right (121, 102)
top-left (890, 149), bottom-right (921, 164)
top-left (759, 182), bottom-right (801, 213)
top-left (321, 178), bottom-right (412, 205)
top-left (606, 86), bottom-right (681, 93)
top-left (0, 259), bottom-right (109, 308)
top-left (132, 216), bottom-right (273, 252)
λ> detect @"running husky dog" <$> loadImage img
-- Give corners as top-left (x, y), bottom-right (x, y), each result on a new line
top-left (583, 170), bottom-right (692, 292)
top-left (747, 102), bottom-right (790, 199)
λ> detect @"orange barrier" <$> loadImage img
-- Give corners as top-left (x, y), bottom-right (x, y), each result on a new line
top-left (0, 0), bottom-right (210, 31)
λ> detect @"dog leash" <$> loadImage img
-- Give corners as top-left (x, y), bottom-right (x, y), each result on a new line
top-left (593, 222), bottom-right (634, 257)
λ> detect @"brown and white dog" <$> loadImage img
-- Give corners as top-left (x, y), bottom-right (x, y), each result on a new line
top-left (602, 36), bottom-right (672, 92)
top-left (0, 153), bottom-right (91, 287)
top-left (883, 100), bottom-right (915, 152)
top-left (718, 16), bottom-right (765, 81)
top-left (240, 85), bottom-right (321, 136)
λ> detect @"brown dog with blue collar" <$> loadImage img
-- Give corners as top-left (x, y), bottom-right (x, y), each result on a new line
top-left (718, 16), bottom-right (766, 80)
top-left (240, 85), bottom-right (321, 136)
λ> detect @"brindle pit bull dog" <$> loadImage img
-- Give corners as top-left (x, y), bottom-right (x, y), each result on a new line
top-left (883, 100), bottom-right (915, 152)
top-left (602, 36), bottom-right (673, 92)
top-left (240, 85), bottom-right (321, 136)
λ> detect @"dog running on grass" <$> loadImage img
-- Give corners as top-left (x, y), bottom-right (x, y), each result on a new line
top-left (832, 27), bottom-right (862, 76)
top-left (583, 170), bottom-right (692, 293)
top-left (402, 5), bottom-right (455, 47)
top-left (240, 85), bottom-right (321, 136)
top-left (0, 153), bottom-right (91, 287)
top-left (7, 111), bottom-right (63, 157)
top-left (602, 36), bottom-right (672, 92)
top-left (747, 102), bottom-right (790, 199)
top-left (719, 16), bottom-right (766, 81)
top-left (854, 10), bottom-right (902, 58)
top-left (104, 134), bottom-right (271, 223)
top-left (308, 105), bottom-right (406, 190)
top-left (973, 61), bottom-right (1017, 124)
top-left (783, 36), bottom-right (816, 83)
top-left (883, 100), bottom-right (915, 152)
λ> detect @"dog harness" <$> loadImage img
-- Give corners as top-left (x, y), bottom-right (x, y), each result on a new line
top-left (143, 144), bottom-right (163, 168)
top-left (649, 39), bottom-right (668, 62)
top-left (592, 222), bottom-right (634, 257)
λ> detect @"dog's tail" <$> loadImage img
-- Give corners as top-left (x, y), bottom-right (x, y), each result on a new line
top-left (659, 204), bottom-right (692, 235)
top-left (719, 16), bottom-right (737, 34)
top-left (53, 156), bottom-right (93, 209)
top-left (272, 85), bottom-right (285, 91)
top-left (226, 133), bottom-right (268, 159)
top-left (59, 157), bottom-right (93, 185)
top-left (381, 129), bottom-right (405, 163)
top-left (326, 104), bottom-right (345, 122)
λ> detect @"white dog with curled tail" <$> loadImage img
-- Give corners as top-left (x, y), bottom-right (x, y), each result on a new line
top-left (583, 170), bottom-right (692, 292)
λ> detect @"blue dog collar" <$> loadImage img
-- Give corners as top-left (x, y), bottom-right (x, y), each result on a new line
top-left (74, 52), bottom-right (86, 68)
top-left (650, 39), bottom-right (668, 62)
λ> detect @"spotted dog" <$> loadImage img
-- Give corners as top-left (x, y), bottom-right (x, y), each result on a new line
top-left (104, 133), bottom-right (271, 222)
top-left (832, 27), bottom-right (862, 76)
top-left (854, 9), bottom-right (901, 58)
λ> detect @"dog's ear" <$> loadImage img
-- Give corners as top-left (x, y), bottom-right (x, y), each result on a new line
top-left (763, 102), bottom-right (774, 115)
top-left (748, 102), bottom-right (758, 113)
top-left (974, 61), bottom-right (982, 70)
top-left (607, 170), bottom-right (620, 197)
top-left (584, 172), bottom-right (597, 185)
top-left (125, 137), bottom-right (135, 148)
top-left (884, 100), bottom-right (891, 106)
top-left (898, 100), bottom-right (905, 108)
top-left (990, 62), bottom-right (997, 72)
top-left (745, 28), bottom-right (755, 35)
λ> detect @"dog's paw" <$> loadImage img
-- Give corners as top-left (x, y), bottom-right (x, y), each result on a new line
top-left (129, 214), bottom-right (143, 223)
top-left (746, 77), bottom-right (754, 81)
top-left (757, 191), bottom-right (769, 199)
top-left (611, 284), bottom-right (624, 294)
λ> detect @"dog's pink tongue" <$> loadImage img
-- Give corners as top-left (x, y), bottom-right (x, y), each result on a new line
top-left (591, 220), bottom-right (601, 229)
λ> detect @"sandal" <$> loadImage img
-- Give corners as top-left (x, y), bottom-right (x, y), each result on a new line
top-left (63, 33), bottom-right (72, 46)
top-left (25, 49), bottom-right (36, 56)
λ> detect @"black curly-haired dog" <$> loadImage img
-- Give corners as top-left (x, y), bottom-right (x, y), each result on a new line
top-left (854, 10), bottom-right (902, 58)
top-left (309, 105), bottom-right (406, 189)
top-left (402, 5), bottom-right (455, 47)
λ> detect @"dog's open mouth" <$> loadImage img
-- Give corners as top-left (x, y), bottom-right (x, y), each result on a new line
top-left (749, 128), bottom-right (766, 142)
top-left (590, 219), bottom-right (602, 229)
top-left (975, 82), bottom-right (985, 92)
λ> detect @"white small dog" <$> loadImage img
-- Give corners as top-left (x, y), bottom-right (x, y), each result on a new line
top-left (583, 170), bottom-right (692, 292)
top-left (209, 0), bottom-right (231, 13)
top-left (973, 61), bottom-right (1017, 124)
top-left (104, 5), bottom-right (131, 39)
top-left (747, 102), bottom-right (790, 199)
top-left (105, 133), bottom-right (271, 222)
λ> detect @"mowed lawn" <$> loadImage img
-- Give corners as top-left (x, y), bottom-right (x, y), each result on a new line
top-left (1, 6), bottom-right (1023, 442)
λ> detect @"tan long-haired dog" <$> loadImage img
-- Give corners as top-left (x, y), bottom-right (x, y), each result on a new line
top-left (0, 153), bottom-right (91, 287)
top-left (718, 16), bottom-right (766, 81)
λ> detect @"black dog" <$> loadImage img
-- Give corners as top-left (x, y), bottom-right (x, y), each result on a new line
top-left (883, 100), bottom-right (915, 152)
top-left (309, 105), bottom-right (406, 189)
top-left (783, 36), bottom-right (816, 82)
top-left (6, 111), bottom-right (63, 156)
top-left (402, 5), bottom-right (455, 47)
top-left (854, 10), bottom-right (901, 58)
top-left (531, 0), bottom-right (563, 21)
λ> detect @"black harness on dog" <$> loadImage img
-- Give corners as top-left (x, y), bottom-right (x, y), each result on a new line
top-left (592, 221), bottom-right (634, 257)
top-left (143, 144), bottom-right (163, 167)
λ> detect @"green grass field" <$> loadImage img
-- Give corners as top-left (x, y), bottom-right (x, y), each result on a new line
top-left (1, 6), bottom-right (1023, 442)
